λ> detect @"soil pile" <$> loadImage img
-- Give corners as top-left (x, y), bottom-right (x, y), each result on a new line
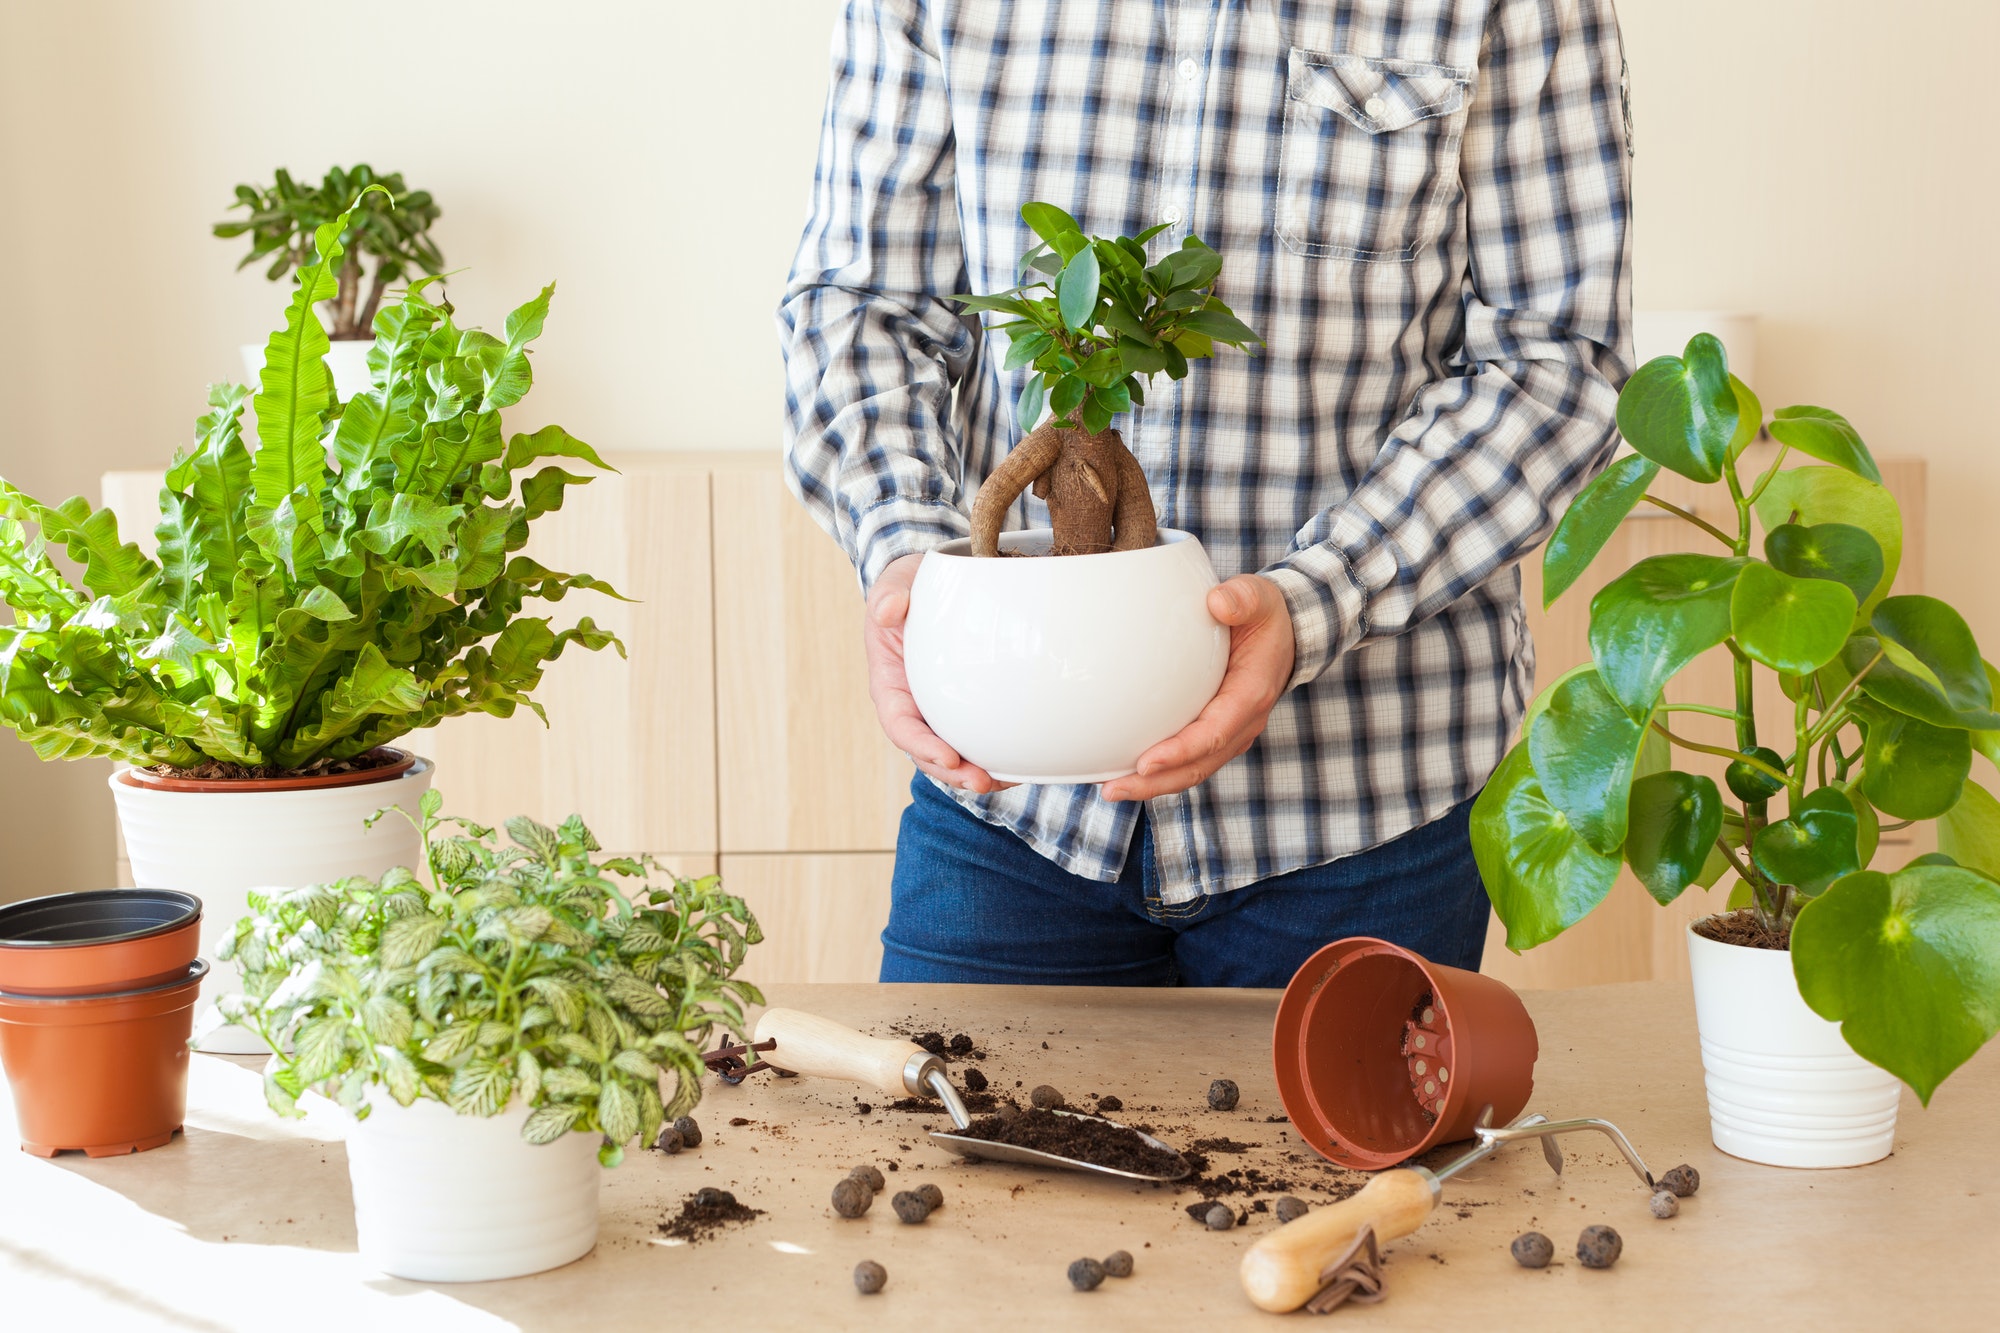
top-left (938, 1107), bottom-right (1187, 1177)
top-left (657, 1187), bottom-right (763, 1244)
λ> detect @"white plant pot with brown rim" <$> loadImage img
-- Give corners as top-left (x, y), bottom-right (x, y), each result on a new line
top-left (239, 338), bottom-right (373, 403)
top-left (1687, 919), bottom-right (1901, 1168)
top-left (902, 529), bottom-right (1228, 784)
top-left (109, 751), bottom-right (432, 1054)
top-left (344, 1093), bottom-right (601, 1282)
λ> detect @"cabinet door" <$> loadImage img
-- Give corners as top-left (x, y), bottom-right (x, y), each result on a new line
top-left (423, 457), bottom-right (717, 854)
top-left (721, 852), bottom-right (896, 983)
top-left (711, 462), bottom-right (913, 853)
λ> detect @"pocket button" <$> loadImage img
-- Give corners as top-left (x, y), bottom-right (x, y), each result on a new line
top-left (1363, 96), bottom-right (1387, 120)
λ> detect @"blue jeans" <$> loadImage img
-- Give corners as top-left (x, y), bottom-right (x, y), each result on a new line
top-left (881, 776), bottom-right (1491, 987)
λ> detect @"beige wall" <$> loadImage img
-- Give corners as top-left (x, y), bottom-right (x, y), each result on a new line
top-left (2, 0), bottom-right (1996, 898)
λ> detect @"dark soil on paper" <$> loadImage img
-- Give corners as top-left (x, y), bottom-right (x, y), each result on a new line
top-left (887, 1091), bottom-right (1002, 1114)
top-left (1693, 908), bottom-right (1790, 951)
top-left (657, 1187), bottom-right (763, 1244)
top-left (937, 1107), bottom-right (1188, 1177)
top-left (146, 747), bottom-right (404, 783)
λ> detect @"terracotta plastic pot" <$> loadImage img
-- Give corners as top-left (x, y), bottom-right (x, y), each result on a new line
top-left (0, 890), bottom-right (202, 997)
top-left (1272, 938), bottom-right (1538, 1170)
top-left (0, 958), bottom-right (208, 1157)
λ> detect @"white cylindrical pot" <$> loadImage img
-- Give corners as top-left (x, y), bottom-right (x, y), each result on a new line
top-left (240, 338), bottom-right (374, 403)
top-left (345, 1095), bottom-right (602, 1282)
top-left (1687, 921), bottom-right (1901, 1168)
top-left (110, 755), bottom-right (432, 1053)
top-left (902, 529), bottom-right (1228, 784)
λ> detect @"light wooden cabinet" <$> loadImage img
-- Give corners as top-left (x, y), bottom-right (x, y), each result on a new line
top-left (103, 449), bottom-right (1923, 991)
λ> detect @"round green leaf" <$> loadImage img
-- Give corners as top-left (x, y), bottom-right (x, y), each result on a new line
top-left (1543, 453), bottom-right (1660, 608)
top-left (1729, 560), bottom-right (1856, 674)
top-left (1938, 779), bottom-right (2000, 881)
top-left (1763, 522), bottom-right (1883, 609)
top-left (1846, 636), bottom-right (2000, 732)
top-left (1056, 246), bottom-right (1101, 332)
top-left (1625, 770), bottom-right (1724, 905)
top-left (1871, 596), bottom-right (1992, 714)
top-left (1752, 466), bottom-right (1901, 620)
top-left (1830, 778), bottom-right (1880, 869)
top-left (1768, 405), bottom-right (1882, 484)
top-left (1588, 554), bottom-right (1746, 717)
top-left (1858, 700), bottom-right (1973, 820)
top-left (1471, 744), bottom-right (1623, 952)
top-left (1528, 667), bottom-right (1649, 855)
top-left (1725, 375), bottom-right (1762, 460)
top-left (1748, 787), bottom-right (1860, 898)
top-left (1792, 864), bottom-right (2000, 1104)
top-left (1613, 334), bottom-right (1739, 483)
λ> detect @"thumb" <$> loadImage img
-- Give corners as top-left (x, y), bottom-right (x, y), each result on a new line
top-left (871, 586), bottom-right (911, 628)
top-left (1207, 575), bottom-right (1264, 625)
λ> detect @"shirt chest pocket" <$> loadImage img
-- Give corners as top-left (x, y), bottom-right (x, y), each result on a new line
top-left (1276, 49), bottom-right (1474, 263)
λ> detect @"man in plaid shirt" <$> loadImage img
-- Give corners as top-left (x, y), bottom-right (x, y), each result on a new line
top-left (779, 0), bottom-right (1633, 986)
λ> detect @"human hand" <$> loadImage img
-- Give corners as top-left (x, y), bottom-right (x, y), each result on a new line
top-left (1101, 574), bottom-right (1295, 802)
top-left (864, 553), bottom-right (1013, 795)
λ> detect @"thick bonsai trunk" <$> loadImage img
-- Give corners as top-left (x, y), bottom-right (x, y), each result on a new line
top-left (969, 419), bottom-right (1159, 557)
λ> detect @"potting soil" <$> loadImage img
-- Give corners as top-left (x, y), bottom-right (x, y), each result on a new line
top-left (657, 1187), bottom-right (763, 1244)
top-left (937, 1107), bottom-right (1187, 1177)
top-left (1692, 908), bottom-right (1791, 951)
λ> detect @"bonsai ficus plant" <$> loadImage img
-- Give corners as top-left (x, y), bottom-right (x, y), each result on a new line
top-left (954, 203), bottom-right (1261, 556)
top-left (217, 793), bottom-right (763, 1165)
top-left (0, 192), bottom-right (619, 776)
top-left (216, 165), bottom-right (444, 339)
top-left (1472, 333), bottom-right (2000, 1103)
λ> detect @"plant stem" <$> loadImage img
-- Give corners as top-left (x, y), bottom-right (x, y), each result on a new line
top-left (1714, 836), bottom-right (1755, 884)
top-left (1648, 721), bottom-right (1788, 783)
top-left (1804, 647), bottom-right (1886, 750)
top-left (1744, 443), bottom-right (1793, 507)
top-left (1792, 689), bottom-right (1812, 803)
top-left (1656, 702), bottom-right (1742, 719)
top-left (1637, 494), bottom-right (1736, 547)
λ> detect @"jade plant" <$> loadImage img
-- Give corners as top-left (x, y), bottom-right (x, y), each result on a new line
top-left (217, 165), bottom-right (444, 339)
top-left (1473, 334), bottom-right (2000, 1103)
top-left (217, 792), bottom-right (763, 1166)
top-left (0, 192), bottom-right (619, 775)
top-left (954, 203), bottom-right (1261, 556)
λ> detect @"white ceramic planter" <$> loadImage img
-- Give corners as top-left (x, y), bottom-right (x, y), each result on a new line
top-left (239, 338), bottom-right (373, 403)
top-left (110, 756), bottom-right (432, 1053)
top-left (902, 529), bottom-right (1228, 783)
top-left (1687, 921), bottom-right (1901, 1168)
top-left (345, 1094), bottom-right (601, 1282)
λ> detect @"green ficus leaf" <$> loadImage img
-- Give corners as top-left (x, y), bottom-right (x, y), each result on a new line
top-left (1792, 864), bottom-right (2000, 1104)
top-left (1020, 201), bottom-right (1081, 245)
top-left (1056, 246), bottom-right (1101, 332)
top-left (1613, 334), bottom-right (1738, 483)
top-left (1543, 453), bottom-right (1659, 608)
top-left (1730, 560), bottom-right (1856, 675)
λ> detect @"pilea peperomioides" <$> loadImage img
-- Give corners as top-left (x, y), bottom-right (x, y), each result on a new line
top-left (1472, 333), bottom-right (2000, 1104)
top-left (955, 203), bottom-right (1261, 557)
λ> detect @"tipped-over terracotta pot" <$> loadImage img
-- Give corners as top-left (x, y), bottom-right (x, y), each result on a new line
top-left (0, 889), bottom-right (202, 996)
top-left (0, 958), bottom-right (208, 1157)
top-left (1272, 937), bottom-right (1538, 1170)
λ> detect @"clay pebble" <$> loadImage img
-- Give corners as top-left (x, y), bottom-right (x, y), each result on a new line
top-left (1068, 1257), bottom-right (1106, 1291)
top-left (854, 1260), bottom-right (887, 1294)
top-left (1511, 1231), bottom-right (1554, 1269)
top-left (651, 1124), bottom-right (684, 1154)
top-left (1275, 1196), bottom-right (1310, 1224)
top-left (1659, 1164), bottom-right (1700, 1198)
top-left (1207, 1079), bottom-right (1240, 1112)
top-left (831, 1177), bottom-right (873, 1218)
top-left (1030, 1084), bottom-right (1066, 1110)
top-left (1102, 1250), bottom-right (1134, 1278)
top-left (1577, 1224), bottom-right (1622, 1269)
top-left (672, 1116), bottom-right (702, 1148)
top-left (849, 1164), bottom-right (886, 1193)
top-left (1650, 1190), bottom-right (1680, 1219)
top-left (891, 1190), bottom-right (933, 1224)
top-left (916, 1182), bottom-right (943, 1212)
top-left (1204, 1203), bottom-right (1235, 1231)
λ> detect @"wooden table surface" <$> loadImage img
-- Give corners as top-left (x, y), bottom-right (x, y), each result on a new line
top-left (3, 980), bottom-right (1992, 1331)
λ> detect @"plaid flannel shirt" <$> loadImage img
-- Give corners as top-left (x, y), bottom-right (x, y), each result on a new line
top-left (778, 0), bottom-right (1634, 903)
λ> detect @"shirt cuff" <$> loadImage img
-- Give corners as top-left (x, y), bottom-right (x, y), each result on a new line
top-left (853, 495), bottom-right (972, 591)
top-left (1260, 511), bottom-right (1398, 688)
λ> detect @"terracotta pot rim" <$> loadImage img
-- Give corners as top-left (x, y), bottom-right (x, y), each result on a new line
top-left (116, 747), bottom-right (419, 794)
top-left (0, 957), bottom-right (209, 1006)
top-left (0, 889), bottom-right (202, 951)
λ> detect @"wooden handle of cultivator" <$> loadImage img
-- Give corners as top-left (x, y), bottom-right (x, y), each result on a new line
top-left (1239, 1169), bottom-right (1439, 1313)
top-left (753, 1008), bottom-right (929, 1098)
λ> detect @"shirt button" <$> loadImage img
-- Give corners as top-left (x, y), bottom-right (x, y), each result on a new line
top-left (1363, 96), bottom-right (1387, 120)
top-left (1177, 57), bottom-right (1199, 82)
top-left (1161, 203), bottom-right (1184, 225)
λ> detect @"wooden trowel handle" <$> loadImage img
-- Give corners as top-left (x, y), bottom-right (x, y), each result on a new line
top-left (1239, 1169), bottom-right (1439, 1313)
top-left (753, 1007), bottom-right (929, 1099)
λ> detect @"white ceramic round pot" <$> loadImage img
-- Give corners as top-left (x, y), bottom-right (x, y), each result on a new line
top-left (345, 1094), bottom-right (601, 1282)
top-left (1687, 920), bottom-right (1901, 1168)
top-left (239, 338), bottom-right (373, 403)
top-left (109, 755), bottom-right (432, 1053)
top-left (902, 529), bottom-right (1229, 784)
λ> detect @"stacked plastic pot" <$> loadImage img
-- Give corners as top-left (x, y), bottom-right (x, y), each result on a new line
top-left (0, 889), bottom-right (207, 1156)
